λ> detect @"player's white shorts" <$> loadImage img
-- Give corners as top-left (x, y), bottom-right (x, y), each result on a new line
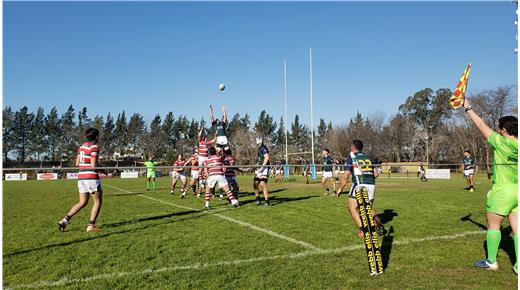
top-left (216, 136), bottom-right (228, 146)
top-left (464, 169), bottom-right (474, 177)
top-left (322, 171), bottom-right (333, 178)
top-left (198, 156), bottom-right (208, 166)
top-left (348, 184), bottom-right (376, 201)
top-left (191, 170), bottom-right (200, 179)
top-left (207, 175), bottom-right (228, 189)
top-left (78, 179), bottom-right (102, 194)
top-left (173, 172), bottom-right (187, 180)
top-left (255, 167), bottom-right (270, 179)
top-left (275, 170), bottom-right (281, 175)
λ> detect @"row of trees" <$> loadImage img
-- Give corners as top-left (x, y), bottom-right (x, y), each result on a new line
top-left (3, 85), bottom-right (516, 166)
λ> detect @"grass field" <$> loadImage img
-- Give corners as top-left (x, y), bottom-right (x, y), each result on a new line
top-left (3, 174), bottom-right (518, 289)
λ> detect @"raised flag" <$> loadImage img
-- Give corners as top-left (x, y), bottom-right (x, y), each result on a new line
top-left (450, 63), bottom-right (471, 109)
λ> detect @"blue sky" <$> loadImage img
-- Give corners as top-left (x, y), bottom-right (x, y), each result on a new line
top-left (4, 1), bottom-right (518, 127)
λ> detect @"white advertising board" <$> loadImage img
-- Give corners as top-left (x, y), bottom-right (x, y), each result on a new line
top-left (121, 171), bottom-right (139, 179)
top-left (5, 173), bottom-right (28, 181)
top-left (66, 173), bottom-right (79, 179)
top-left (37, 173), bottom-right (58, 180)
top-left (425, 169), bottom-right (451, 180)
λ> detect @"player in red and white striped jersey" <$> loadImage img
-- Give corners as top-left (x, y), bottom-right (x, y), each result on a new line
top-left (203, 147), bottom-right (239, 209)
top-left (171, 153), bottom-right (189, 198)
top-left (185, 148), bottom-right (201, 196)
top-left (197, 128), bottom-right (215, 166)
top-left (58, 128), bottom-right (103, 233)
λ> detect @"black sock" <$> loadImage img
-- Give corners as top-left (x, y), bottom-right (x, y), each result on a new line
top-left (88, 220), bottom-right (96, 226)
top-left (64, 215), bottom-right (71, 221)
top-left (326, 188), bottom-right (329, 192)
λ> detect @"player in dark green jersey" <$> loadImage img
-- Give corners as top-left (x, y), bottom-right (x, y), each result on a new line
top-left (460, 150), bottom-right (476, 192)
top-left (210, 105), bottom-right (229, 151)
top-left (254, 137), bottom-right (271, 206)
top-left (321, 149), bottom-right (336, 196)
top-left (336, 140), bottom-right (384, 237)
top-left (463, 99), bottom-right (518, 273)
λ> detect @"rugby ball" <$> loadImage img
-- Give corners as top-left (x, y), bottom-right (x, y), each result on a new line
top-left (218, 83), bottom-right (225, 91)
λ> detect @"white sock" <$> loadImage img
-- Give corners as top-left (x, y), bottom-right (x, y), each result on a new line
top-left (205, 201), bottom-right (210, 207)
top-left (231, 199), bottom-right (238, 206)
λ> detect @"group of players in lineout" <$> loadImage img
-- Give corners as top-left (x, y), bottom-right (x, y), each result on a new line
top-left (57, 101), bottom-right (518, 274)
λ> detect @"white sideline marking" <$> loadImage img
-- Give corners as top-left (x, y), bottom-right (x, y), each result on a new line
top-left (5, 230), bottom-right (485, 289)
top-left (103, 184), bottom-right (320, 251)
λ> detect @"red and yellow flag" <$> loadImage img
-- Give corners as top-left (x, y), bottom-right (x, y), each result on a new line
top-left (450, 63), bottom-right (471, 109)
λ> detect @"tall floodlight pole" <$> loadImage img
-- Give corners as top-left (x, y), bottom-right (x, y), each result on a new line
top-left (284, 60), bottom-right (289, 166)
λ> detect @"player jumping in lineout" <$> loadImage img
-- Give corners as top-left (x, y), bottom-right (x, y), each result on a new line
top-left (254, 137), bottom-right (271, 206)
top-left (321, 148), bottom-right (336, 196)
top-left (136, 155), bottom-right (164, 191)
top-left (58, 128), bottom-right (102, 232)
top-left (461, 150), bottom-right (476, 192)
top-left (462, 99), bottom-right (518, 273)
top-left (336, 140), bottom-right (385, 237)
top-left (203, 146), bottom-right (239, 209)
top-left (210, 105), bottom-right (229, 151)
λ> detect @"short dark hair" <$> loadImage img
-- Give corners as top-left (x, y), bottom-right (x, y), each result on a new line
top-left (352, 140), bottom-right (363, 151)
top-left (323, 148), bottom-right (330, 153)
top-left (85, 128), bottom-right (99, 142)
top-left (499, 116), bottom-right (518, 137)
top-left (224, 148), bottom-right (232, 156)
top-left (464, 149), bottom-right (471, 154)
top-left (209, 146), bottom-right (217, 156)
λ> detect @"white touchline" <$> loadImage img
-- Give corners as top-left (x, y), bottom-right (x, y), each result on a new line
top-left (5, 230), bottom-right (486, 289)
top-left (103, 184), bottom-right (321, 251)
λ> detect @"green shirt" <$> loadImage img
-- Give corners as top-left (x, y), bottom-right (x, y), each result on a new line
top-left (345, 152), bottom-right (376, 185)
top-left (144, 161), bottom-right (159, 174)
top-left (488, 132), bottom-right (518, 185)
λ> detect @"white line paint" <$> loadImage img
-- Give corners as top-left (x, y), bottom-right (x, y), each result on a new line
top-left (5, 230), bottom-right (485, 289)
top-left (104, 184), bottom-right (320, 251)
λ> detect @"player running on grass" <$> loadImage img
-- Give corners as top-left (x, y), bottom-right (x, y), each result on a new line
top-left (210, 105), bottom-right (229, 151)
top-left (171, 153), bottom-right (189, 198)
top-left (254, 137), bottom-right (271, 206)
top-left (203, 147), bottom-right (240, 209)
top-left (135, 155), bottom-right (164, 191)
top-left (336, 140), bottom-right (385, 237)
top-left (58, 128), bottom-right (102, 232)
top-left (461, 150), bottom-right (476, 192)
top-left (461, 100), bottom-right (518, 272)
top-left (321, 148), bottom-right (336, 196)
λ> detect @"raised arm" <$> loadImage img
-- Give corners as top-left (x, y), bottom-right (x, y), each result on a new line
top-left (222, 105), bottom-right (227, 123)
top-left (209, 105), bottom-right (215, 124)
top-left (463, 98), bottom-right (493, 140)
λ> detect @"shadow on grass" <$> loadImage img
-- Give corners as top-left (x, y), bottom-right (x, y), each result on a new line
top-left (103, 210), bottom-right (199, 228)
top-left (378, 209), bottom-right (398, 224)
top-left (4, 210), bottom-right (202, 258)
top-left (460, 214), bottom-right (515, 265)
top-left (234, 189), bottom-right (286, 198)
top-left (238, 194), bottom-right (316, 207)
top-left (105, 191), bottom-right (145, 197)
top-left (381, 226), bottom-right (395, 270)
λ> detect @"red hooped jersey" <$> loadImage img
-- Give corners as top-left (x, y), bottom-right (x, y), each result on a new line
top-left (223, 155), bottom-right (236, 177)
top-left (204, 155), bottom-right (225, 176)
top-left (173, 160), bottom-right (186, 173)
top-left (78, 141), bottom-right (99, 180)
top-left (189, 154), bottom-right (199, 171)
top-left (197, 140), bottom-right (213, 157)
